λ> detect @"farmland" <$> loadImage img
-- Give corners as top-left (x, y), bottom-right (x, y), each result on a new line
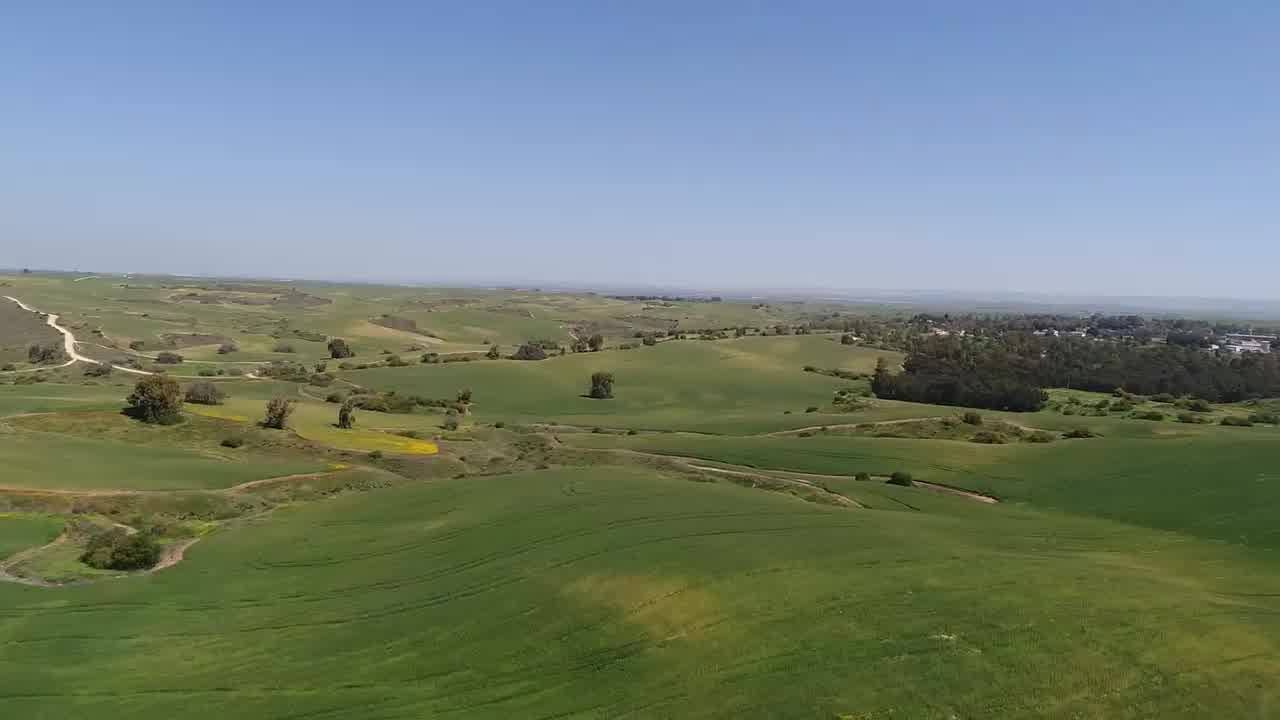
top-left (1, 272), bottom-right (1278, 718)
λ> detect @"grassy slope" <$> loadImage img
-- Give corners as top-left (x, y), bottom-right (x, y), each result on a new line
top-left (0, 300), bottom-right (63, 366)
top-left (566, 421), bottom-right (1280, 549)
top-left (344, 336), bottom-right (903, 433)
top-left (1, 467), bottom-right (1277, 718)
top-left (0, 514), bottom-right (62, 558)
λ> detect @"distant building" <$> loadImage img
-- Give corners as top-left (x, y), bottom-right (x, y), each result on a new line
top-left (1220, 334), bottom-right (1274, 354)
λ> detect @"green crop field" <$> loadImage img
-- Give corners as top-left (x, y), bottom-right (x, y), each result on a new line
top-left (2, 467), bottom-right (1278, 718)
top-left (1, 272), bottom-right (1278, 718)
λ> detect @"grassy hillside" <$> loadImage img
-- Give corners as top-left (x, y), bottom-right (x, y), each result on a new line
top-left (345, 336), bottom-right (903, 433)
top-left (565, 423), bottom-right (1280, 549)
top-left (1, 467), bottom-right (1277, 718)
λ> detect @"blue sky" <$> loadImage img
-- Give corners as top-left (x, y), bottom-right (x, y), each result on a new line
top-left (3, 2), bottom-right (1277, 297)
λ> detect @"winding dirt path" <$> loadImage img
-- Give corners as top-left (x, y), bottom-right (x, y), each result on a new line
top-left (2, 296), bottom-right (262, 379)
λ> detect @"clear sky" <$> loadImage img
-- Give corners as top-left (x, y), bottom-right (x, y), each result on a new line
top-left (3, 2), bottom-right (1277, 297)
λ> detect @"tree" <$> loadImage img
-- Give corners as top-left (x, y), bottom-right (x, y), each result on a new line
top-left (337, 399), bottom-right (356, 429)
top-left (887, 471), bottom-right (914, 487)
top-left (80, 529), bottom-right (161, 570)
top-left (589, 371), bottom-right (614, 399)
top-left (642, 334), bottom-right (657, 346)
top-left (154, 351), bottom-right (184, 364)
top-left (456, 387), bottom-right (473, 403)
top-left (184, 381), bottom-right (227, 405)
top-left (486, 344), bottom-right (501, 359)
top-left (27, 342), bottom-right (65, 364)
top-left (262, 396), bottom-right (294, 429)
top-left (840, 333), bottom-right (856, 345)
top-left (588, 334), bottom-right (605, 352)
top-left (83, 361), bottom-right (112, 377)
top-left (442, 409), bottom-right (460, 431)
top-left (327, 337), bottom-right (354, 359)
top-left (512, 343), bottom-right (548, 361)
top-left (126, 375), bottom-right (184, 424)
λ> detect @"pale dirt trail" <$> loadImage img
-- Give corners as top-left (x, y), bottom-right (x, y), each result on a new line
top-left (2, 296), bottom-right (261, 378)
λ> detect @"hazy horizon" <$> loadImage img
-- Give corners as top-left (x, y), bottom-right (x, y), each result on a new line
top-left (4, 4), bottom-right (1278, 298)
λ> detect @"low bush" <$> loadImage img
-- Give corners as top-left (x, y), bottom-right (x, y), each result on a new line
top-left (1151, 392), bottom-right (1177, 403)
top-left (1133, 411), bottom-right (1165, 421)
top-left (1248, 412), bottom-right (1279, 425)
top-left (154, 351), bottom-right (184, 364)
top-left (493, 421), bottom-right (506, 429)
top-left (1109, 399), bottom-right (1134, 412)
top-left (1177, 412), bottom-right (1200, 424)
top-left (273, 342), bottom-right (296, 353)
top-left (805, 406), bottom-right (819, 413)
top-left (220, 436), bottom-right (245, 448)
top-left (961, 411), bottom-right (984, 426)
top-left (217, 342), bottom-right (238, 354)
top-left (325, 392), bottom-right (346, 403)
top-left (970, 430), bottom-right (1005, 444)
top-left (1026, 431), bottom-right (1055, 443)
top-left (1184, 398), bottom-right (1213, 412)
top-left (1063, 428), bottom-right (1096, 439)
top-left (1220, 416), bottom-right (1254, 427)
top-left (854, 472), bottom-right (871, 482)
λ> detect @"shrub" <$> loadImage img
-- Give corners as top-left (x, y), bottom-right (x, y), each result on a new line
top-left (486, 345), bottom-right (501, 359)
top-left (588, 334), bottom-right (605, 352)
top-left (327, 338), bottom-right (354, 359)
top-left (854, 472), bottom-right (871, 482)
top-left (886, 471), bottom-right (914, 487)
top-left (1109, 399), bottom-right (1134, 412)
top-left (385, 354), bottom-right (410, 367)
top-left (589, 372), bottom-right (615, 399)
top-left (0, 363), bottom-right (14, 371)
top-left (368, 450), bottom-right (384, 460)
top-left (126, 375), bottom-right (184, 424)
top-left (803, 365), bottom-right (817, 373)
top-left (128, 340), bottom-right (146, 351)
top-left (1220, 416), bottom-right (1254, 427)
top-left (325, 392), bottom-right (345, 403)
top-left (225, 367), bottom-right (244, 377)
top-left (961, 411), bottom-right (983, 426)
top-left (83, 362), bottom-right (113, 377)
top-left (971, 430), bottom-right (1005, 444)
top-left (1185, 398), bottom-right (1213, 412)
top-left (1248, 412), bottom-right (1279, 425)
top-left (154, 351), bottom-right (184, 364)
top-left (80, 529), bottom-right (162, 571)
top-left (626, 428), bottom-right (638, 435)
top-left (804, 406), bottom-right (819, 413)
top-left (217, 342), bottom-right (238, 354)
top-left (797, 431), bottom-right (813, 438)
top-left (493, 421), bottom-right (506, 429)
top-left (1026, 431), bottom-right (1055, 443)
top-left (1094, 399), bottom-right (1111, 410)
top-left (442, 411), bottom-right (460, 431)
top-left (184, 381), bottom-right (226, 405)
top-left (1063, 428), bottom-right (1096, 439)
top-left (1133, 411), bottom-right (1165, 421)
top-left (220, 436), bottom-right (245, 448)
top-left (456, 388), bottom-right (473, 403)
top-left (261, 397), bottom-right (294, 429)
top-left (1150, 393), bottom-right (1177, 403)
top-left (1061, 407), bottom-right (1077, 416)
top-left (642, 335), bottom-right (656, 346)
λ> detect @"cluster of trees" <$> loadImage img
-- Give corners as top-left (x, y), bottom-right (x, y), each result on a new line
top-left (80, 528), bottom-right (161, 571)
top-left (875, 333), bottom-right (1280, 411)
top-left (588, 372), bottom-right (614, 399)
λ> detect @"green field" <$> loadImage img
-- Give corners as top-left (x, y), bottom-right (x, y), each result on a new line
top-left (1, 467), bottom-right (1278, 718)
top-left (1, 272), bottom-right (1279, 718)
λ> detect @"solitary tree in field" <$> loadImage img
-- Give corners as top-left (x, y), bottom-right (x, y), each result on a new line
top-left (588, 371), bottom-right (614, 399)
top-left (588, 334), bottom-right (605, 352)
top-left (126, 375), bottom-right (184, 424)
top-left (337, 399), bottom-right (356, 429)
top-left (327, 337), bottom-right (354, 359)
top-left (262, 396), bottom-right (294, 429)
